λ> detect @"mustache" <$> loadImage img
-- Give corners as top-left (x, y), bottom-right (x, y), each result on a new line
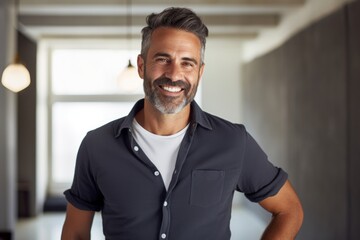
top-left (153, 77), bottom-right (190, 90)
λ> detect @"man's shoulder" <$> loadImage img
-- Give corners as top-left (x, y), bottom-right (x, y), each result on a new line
top-left (195, 111), bottom-right (248, 149)
top-left (202, 111), bottom-right (246, 132)
top-left (85, 116), bottom-right (127, 140)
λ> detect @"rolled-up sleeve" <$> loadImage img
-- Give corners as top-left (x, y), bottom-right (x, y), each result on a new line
top-left (237, 131), bottom-right (288, 202)
top-left (64, 133), bottom-right (103, 211)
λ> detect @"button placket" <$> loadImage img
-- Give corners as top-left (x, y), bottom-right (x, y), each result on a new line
top-left (158, 124), bottom-right (195, 240)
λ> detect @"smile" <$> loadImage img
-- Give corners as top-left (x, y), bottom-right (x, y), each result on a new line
top-left (161, 85), bottom-right (183, 93)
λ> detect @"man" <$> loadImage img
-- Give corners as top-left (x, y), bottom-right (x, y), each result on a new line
top-left (61, 7), bottom-right (303, 240)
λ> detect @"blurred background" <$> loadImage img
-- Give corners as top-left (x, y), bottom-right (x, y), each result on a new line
top-left (0, 0), bottom-right (359, 239)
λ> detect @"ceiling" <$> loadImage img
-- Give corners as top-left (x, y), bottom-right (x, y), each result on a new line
top-left (18, 0), bottom-right (306, 40)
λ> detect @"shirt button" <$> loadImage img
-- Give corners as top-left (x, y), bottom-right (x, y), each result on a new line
top-left (163, 201), bottom-right (168, 207)
top-left (154, 171), bottom-right (160, 176)
top-left (173, 169), bottom-right (177, 175)
top-left (161, 233), bottom-right (166, 239)
top-left (134, 146), bottom-right (139, 151)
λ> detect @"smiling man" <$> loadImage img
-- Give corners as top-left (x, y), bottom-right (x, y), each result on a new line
top-left (61, 7), bottom-right (303, 240)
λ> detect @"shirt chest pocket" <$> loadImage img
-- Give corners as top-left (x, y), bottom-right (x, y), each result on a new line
top-left (190, 170), bottom-right (225, 207)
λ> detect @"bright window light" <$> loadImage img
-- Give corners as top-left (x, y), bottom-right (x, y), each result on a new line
top-left (52, 102), bottom-right (134, 183)
top-left (51, 49), bottom-right (141, 95)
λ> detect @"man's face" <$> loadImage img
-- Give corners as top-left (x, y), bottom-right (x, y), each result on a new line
top-left (137, 27), bottom-right (205, 114)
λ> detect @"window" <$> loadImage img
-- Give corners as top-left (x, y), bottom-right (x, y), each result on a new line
top-left (42, 40), bottom-right (143, 195)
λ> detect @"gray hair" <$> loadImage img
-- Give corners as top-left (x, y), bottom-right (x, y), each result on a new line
top-left (140, 7), bottom-right (209, 64)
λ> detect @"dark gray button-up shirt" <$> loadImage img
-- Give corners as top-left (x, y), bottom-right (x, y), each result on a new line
top-left (64, 99), bottom-right (287, 240)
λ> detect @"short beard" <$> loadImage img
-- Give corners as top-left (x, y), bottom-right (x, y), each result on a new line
top-left (143, 73), bottom-right (198, 114)
top-left (153, 94), bottom-right (187, 114)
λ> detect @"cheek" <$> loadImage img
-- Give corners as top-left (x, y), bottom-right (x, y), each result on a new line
top-left (146, 64), bottom-right (160, 74)
top-left (188, 72), bottom-right (201, 85)
top-left (146, 64), bottom-right (164, 78)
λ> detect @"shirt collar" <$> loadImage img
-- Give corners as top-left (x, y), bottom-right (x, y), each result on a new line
top-left (115, 98), bottom-right (212, 138)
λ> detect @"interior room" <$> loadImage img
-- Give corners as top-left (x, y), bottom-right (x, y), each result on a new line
top-left (1, 0), bottom-right (359, 239)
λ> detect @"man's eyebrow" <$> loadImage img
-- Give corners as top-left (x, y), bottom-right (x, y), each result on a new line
top-left (153, 52), bottom-right (171, 58)
top-left (153, 52), bottom-right (199, 65)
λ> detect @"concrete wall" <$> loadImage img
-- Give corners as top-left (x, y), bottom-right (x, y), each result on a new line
top-left (0, 0), bottom-right (17, 238)
top-left (241, 2), bottom-right (360, 239)
top-left (242, 0), bottom-right (352, 62)
top-left (348, 1), bottom-right (360, 239)
top-left (17, 31), bottom-right (37, 218)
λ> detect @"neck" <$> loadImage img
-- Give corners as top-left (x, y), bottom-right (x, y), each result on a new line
top-left (135, 99), bottom-right (191, 136)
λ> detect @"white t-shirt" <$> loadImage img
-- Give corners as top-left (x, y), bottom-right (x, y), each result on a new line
top-left (132, 119), bottom-right (189, 190)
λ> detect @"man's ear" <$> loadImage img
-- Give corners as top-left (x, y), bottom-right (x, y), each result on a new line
top-left (137, 54), bottom-right (145, 79)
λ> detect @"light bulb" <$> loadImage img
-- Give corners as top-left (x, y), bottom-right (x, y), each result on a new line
top-left (1, 63), bottom-right (31, 92)
top-left (117, 61), bottom-right (143, 93)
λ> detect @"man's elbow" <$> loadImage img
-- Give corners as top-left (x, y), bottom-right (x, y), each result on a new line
top-left (277, 198), bottom-right (304, 235)
top-left (292, 199), bottom-right (304, 232)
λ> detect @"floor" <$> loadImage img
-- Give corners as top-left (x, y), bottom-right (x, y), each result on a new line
top-left (15, 207), bottom-right (267, 240)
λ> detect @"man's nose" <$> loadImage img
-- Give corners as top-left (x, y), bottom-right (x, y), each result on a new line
top-left (164, 63), bottom-right (183, 81)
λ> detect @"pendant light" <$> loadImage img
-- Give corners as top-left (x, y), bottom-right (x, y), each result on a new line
top-left (1, 0), bottom-right (31, 93)
top-left (116, 0), bottom-right (142, 93)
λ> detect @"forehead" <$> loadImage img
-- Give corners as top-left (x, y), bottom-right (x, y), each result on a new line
top-left (147, 27), bottom-right (202, 58)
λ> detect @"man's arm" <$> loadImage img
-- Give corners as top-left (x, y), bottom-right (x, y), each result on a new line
top-left (61, 203), bottom-right (95, 240)
top-left (259, 180), bottom-right (304, 240)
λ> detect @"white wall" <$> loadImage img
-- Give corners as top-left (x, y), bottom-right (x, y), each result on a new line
top-left (201, 37), bottom-right (243, 124)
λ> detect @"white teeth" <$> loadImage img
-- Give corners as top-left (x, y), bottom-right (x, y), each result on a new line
top-left (163, 86), bottom-right (181, 93)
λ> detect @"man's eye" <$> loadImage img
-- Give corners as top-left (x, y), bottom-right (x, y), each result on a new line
top-left (182, 62), bottom-right (194, 67)
top-left (156, 58), bottom-right (169, 63)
